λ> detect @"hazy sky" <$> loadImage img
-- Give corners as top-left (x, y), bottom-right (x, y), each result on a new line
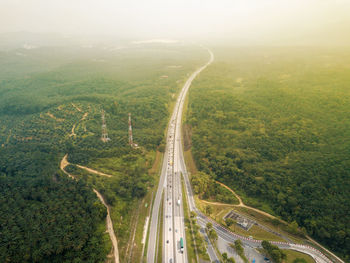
top-left (1, 0), bottom-right (350, 44)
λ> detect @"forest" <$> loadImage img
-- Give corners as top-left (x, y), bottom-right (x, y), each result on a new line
top-left (0, 39), bottom-right (207, 262)
top-left (186, 47), bottom-right (350, 260)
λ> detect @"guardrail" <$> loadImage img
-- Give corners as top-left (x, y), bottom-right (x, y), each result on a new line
top-left (196, 211), bottom-right (333, 263)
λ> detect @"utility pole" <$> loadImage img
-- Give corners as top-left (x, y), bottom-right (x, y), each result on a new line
top-left (101, 109), bottom-right (110, 142)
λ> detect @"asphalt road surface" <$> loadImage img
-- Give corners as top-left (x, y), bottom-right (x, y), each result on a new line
top-left (148, 47), bottom-right (336, 263)
top-left (147, 47), bottom-right (213, 263)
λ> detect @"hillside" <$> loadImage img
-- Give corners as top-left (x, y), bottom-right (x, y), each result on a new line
top-left (186, 46), bottom-right (350, 261)
top-left (0, 42), bottom-right (207, 262)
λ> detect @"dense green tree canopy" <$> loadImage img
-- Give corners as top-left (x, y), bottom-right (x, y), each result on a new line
top-left (186, 47), bottom-right (350, 260)
top-left (0, 43), bottom-right (207, 262)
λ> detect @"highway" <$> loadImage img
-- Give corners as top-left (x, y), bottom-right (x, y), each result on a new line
top-left (148, 46), bottom-right (337, 263)
top-left (147, 47), bottom-right (214, 263)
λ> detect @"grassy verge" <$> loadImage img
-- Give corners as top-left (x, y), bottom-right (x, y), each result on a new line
top-left (233, 224), bottom-right (285, 242)
top-left (234, 207), bottom-right (305, 244)
top-left (110, 200), bottom-right (137, 262)
top-left (182, 176), bottom-right (198, 263)
top-left (142, 190), bottom-right (155, 263)
top-left (140, 150), bottom-right (165, 263)
top-left (194, 184), bottom-right (307, 244)
top-left (206, 230), bottom-right (222, 262)
top-left (184, 150), bottom-right (198, 176)
top-left (129, 191), bottom-right (153, 263)
top-left (195, 196), bottom-right (233, 220)
top-left (157, 194), bottom-right (164, 263)
top-left (196, 198), bottom-right (285, 242)
top-left (135, 150), bottom-right (165, 263)
top-left (148, 151), bottom-right (162, 175)
top-left (283, 250), bottom-right (315, 263)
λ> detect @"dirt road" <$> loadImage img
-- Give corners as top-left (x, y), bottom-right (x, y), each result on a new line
top-left (93, 189), bottom-right (120, 263)
top-left (76, 164), bottom-right (112, 177)
top-left (60, 154), bottom-right (119, 263)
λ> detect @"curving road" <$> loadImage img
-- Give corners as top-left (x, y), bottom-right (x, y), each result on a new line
top-left (177, 49), bottom-right (337, 263)
top-left (147, 47), bottom-right (214, 263)
top-left (60, 154), bottom-right (120, 263)
top-left (147, 46), bottom-right (338, 263)
top-left (93, 189), bottom-right (120, 263)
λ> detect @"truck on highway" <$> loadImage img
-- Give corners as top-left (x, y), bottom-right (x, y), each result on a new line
top-left (180, 237), bottom-right (184, 253)
top-left (177, 199), bottom-right (181, 206)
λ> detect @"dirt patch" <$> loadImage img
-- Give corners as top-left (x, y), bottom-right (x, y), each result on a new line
top-left (69, 111), bottom-right (88, 137)
top-left (71, 103), bottom-right (82, 112)
top-left (94, 189), bottom-right (120, 263)
top-left (46, 112), bottom-right (65, 122)
top-left (81, 112), bottom-right (88, 121)
top-left (60, 154), bottom-right (75, 180)
top-left (69, 124), bottom-right (76, 137)
top-left (76, 164), bottom-right (113, 177)
top-left (60, 154), bottom-right (119, 263)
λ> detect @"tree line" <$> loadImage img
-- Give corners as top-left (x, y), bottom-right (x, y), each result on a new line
top-left (186, 48), bottom-right (350, 260)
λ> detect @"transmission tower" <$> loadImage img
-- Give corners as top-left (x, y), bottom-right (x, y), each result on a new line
top-left (101, 110), bottom-right (110, 142)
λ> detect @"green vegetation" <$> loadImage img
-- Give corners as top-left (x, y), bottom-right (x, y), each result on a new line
top-left (189, 216), bottom-right (210, 261)
top-left (262, 240), bottom-right (287, 263)
top-left (186, 47), bottom-right (350, 260)
top-left (182, 176), bottom-right (210, 262)
top-left (196, 199), bottom-right (286, 242)
top-left (206, 223), bottom-right (223, 262)
top-left (157, 194), bottom-right (164, 263)
top-left (191, 172), bottom-right (239, 204)
top-left (206, 222), bottom-right (218, 241)
top-left (222, 252), bottom-right (236, 263)
top-left (232, 223), bottom-right (285, 242)
top-left (0, 41), bottom-right (207, 262)
top-left (225, 218), bottom-right (235, 227)
top-left (231, 240), bottom-right (248, 263)
top-left (233, 207), bottom-right (304, 243)
top-left (0, 175), bottom-right (109, 263)
top-left (283, 250), bottom-right (315, 263)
